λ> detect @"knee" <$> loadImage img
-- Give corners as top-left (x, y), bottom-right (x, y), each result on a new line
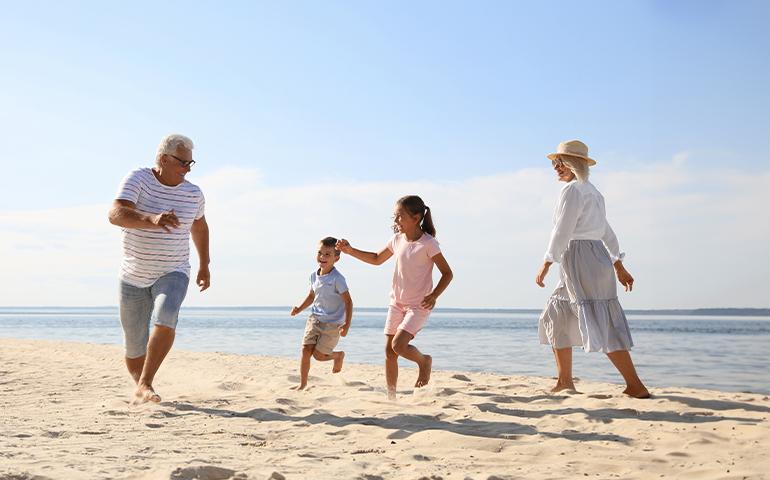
top-left (302, 345), bottom-right (315, 357)
top-left (385, 344), bottom-right (399, 360)
top-left (312, 349), bottom-right (328, 360)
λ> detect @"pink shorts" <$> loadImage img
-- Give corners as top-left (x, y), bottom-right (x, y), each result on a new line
top-left (384, 303), bottom-right (431, 336)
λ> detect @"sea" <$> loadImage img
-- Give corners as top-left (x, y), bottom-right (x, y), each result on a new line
top-left (2, 306), bottom-right (769, 394)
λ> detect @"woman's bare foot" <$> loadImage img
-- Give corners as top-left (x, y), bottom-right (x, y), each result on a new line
top-left (332, 351), bottom-right (345, 373)
top-left (134, 384), bottom-right (161, 404)
top-left (623, 385), bottom-right (651, 399)
top-left (415, 355), bottom-right (432, 388)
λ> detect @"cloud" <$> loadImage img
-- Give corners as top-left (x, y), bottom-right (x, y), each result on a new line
top-left (0, 156), bottom-right (767, 308)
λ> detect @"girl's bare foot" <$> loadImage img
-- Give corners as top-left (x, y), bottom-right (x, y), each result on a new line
top-left (415, 355), bottom-right (432, 388)
top-left (332, 352), bottom-right (345, 373)
top-left (550, 380), bottom-right (576, 393)
top-left (623, 385), bottom-right (651, 398)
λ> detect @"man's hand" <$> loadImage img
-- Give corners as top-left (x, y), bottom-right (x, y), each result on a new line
top-left (535, 262), bottom-right (551, 288)
top-left (196, 266), bottom-right (211, 291)
top-left (335, 239), bottom-right (353, 254)
top-left (151, 210), bottom-right (181, 232)
top-left (339, 323), bottom-right (350, 337)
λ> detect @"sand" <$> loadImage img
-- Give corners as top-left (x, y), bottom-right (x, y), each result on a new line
top-left (1, 338), bottom-right (769, 480)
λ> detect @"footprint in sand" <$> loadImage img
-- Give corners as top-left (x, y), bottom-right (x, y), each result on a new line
top-left (145, 423), bottom-right (164, 429)
top-left (275, 398), bottom-right (297, 406)
top-left (451, 374), bottom-right (471, 382)
top-left (169, 465), bottom-right (247, 480)
top-left (217, 382), bottom-right (243, 391)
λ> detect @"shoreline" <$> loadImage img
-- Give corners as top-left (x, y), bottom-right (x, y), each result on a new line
top-left (2, 338), bottom-right (769, 479)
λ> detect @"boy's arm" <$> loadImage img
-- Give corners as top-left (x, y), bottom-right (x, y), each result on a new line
top-left (291, 288), bottom-right (315, 316)
top-left (339, 291), bottom-right (353, 337)
top-left (336, 239), bottom-right (392, 266)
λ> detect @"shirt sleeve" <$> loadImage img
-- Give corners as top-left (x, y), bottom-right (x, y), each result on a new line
top-left (385, 234), bottom-right (398, 253)
top-left (426, 237), bottom-right (442, 258)
top-left (195, 190), bottom-right (206, 220)
top-left (335, 273), bottom-right (349, 295)
top-left (115, 170), bottom-right (142, 203)
top-left (602, 221), bottom-right (625, 263)
top-left (544, 183), bottom-right (582, 263)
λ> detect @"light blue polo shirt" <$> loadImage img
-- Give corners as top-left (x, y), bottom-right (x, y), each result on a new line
top-left (310, 268), bottom-right (349, 325)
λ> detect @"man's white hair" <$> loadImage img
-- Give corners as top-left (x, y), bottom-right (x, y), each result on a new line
top-left (560, 155), bottom-right (590, 182)
top-left (156, 134), bottom-right (194, 163)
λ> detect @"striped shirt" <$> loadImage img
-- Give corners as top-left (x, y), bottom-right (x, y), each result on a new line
top-left (115, 168), bottom-right (205, 287)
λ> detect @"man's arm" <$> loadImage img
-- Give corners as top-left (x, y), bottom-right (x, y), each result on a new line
top-left (108, 200), bottom-right (180, 232)
top-left (191, 216), bottom-right (211, 291)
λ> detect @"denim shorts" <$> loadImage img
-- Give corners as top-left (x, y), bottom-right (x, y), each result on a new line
top-left (119, 271), bottom-right (189, 358)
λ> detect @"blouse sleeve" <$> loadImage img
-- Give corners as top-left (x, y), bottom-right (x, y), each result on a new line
top-left (601, 221), bottom-right (625, 263)
top-left (544, 184), bottom-right (582, 263)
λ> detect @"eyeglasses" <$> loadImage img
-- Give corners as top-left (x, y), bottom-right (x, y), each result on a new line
top-left (168, 154), bottom-right (196, 168)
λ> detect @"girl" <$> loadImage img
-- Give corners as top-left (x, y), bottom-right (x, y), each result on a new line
top-left (337, 195), bottom-right (453, 399)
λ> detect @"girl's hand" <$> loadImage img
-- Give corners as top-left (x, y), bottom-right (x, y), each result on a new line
top-left (421, 293), bottom-right (438, 310)
top-left (336, 239), bottom-right (353, 254)
top-left (290, 306), bottom-right (300, 316)
top-left (535, 262), bottom-right (551, 287)
top-left (614, 263), bottom-right (634, 292)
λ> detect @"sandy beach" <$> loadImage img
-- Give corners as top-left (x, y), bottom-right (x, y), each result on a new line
top-left (1, 338), bottom-right (768, 480)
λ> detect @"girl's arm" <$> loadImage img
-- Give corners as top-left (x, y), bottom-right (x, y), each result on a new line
top-left (421, 253), bottom-right (453, 309)
top-left (290, 288), bottom-right (315, 316)
top-left (336, 239), bottom-right (393, 266)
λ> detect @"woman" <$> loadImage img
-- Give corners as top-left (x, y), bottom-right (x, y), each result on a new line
top-left (536, 140), bottom-right (649, 398)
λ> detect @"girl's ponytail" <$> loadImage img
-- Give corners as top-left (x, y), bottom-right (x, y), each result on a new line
top-left (396, 195), bottom-right (437, 237)
top-left (421, 205), bottom-right (436, 237)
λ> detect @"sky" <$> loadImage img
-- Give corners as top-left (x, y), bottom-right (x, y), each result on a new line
top-left (1, 1), bottom-right (768, 308)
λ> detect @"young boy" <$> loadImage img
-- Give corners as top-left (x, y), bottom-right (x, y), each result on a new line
top-left (290, 236), bottom-right (353, 390)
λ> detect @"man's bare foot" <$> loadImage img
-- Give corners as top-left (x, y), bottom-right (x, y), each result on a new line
top-left (134, 384), bottom-right (161, 404)
top-left (623, 385), bottom-right (651, 399)
top-left (332, 351), bottom-right (345, 373)
top-left (550, 380), bottom-right (576, 393)
top-left (415, 355), bottom-right (432, 388)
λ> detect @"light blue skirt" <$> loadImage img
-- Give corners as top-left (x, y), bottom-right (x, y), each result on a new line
top-left (538, 240), bottom-right (634, 353)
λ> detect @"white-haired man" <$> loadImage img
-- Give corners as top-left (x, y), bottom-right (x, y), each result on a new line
top-left (108, 133), bottom-right (210, 403)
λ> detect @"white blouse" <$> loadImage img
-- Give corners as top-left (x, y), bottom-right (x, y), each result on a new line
top-left (544, 180), bottom-right (625, 264)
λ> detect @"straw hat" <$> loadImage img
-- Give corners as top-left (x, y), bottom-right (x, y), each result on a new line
top-left (547, 140), bottom-right (596, 166)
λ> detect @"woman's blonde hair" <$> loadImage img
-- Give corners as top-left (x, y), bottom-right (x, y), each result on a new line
top-left (559, 155), bottom-right (590, 182)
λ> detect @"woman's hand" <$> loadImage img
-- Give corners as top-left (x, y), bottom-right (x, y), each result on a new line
top-left (614, 261), bottom-right (634, 291)
top-left (421, 293), bottom-right (438, 310)
top-left (336, 239), bottom-right (353, 254)
top-left (535, 262), bottom-right (552, 288)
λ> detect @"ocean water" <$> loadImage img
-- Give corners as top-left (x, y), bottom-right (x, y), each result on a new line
top-left (1, 307), bottom-right (769, 394)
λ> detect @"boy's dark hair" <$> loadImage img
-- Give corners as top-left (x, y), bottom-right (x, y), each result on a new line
top-left (396, 195), bottom-right (436, 237)
top-left (320, 236), bottom-right (340, 255)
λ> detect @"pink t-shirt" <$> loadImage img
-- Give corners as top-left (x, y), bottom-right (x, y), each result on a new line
top-left (385, 232), bottom-right (441, 306)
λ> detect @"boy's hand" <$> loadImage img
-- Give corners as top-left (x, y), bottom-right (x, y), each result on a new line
top-left (290, 306), bottom-right (301, 316)
top-left (339, 323), bottom-right (350, 337)
top-left (421, 293), bottom-right (438, 310)
top-left (336, 239), bottom-right (353, 254)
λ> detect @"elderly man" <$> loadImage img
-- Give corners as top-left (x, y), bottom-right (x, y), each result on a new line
top-left (108, 133), bottom-right (210, 403)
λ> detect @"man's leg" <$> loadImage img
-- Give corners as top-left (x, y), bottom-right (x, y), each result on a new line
top-left (119, 280), bottom-right (153, 384)
top-left (135, 272), bottom-right (189, 403)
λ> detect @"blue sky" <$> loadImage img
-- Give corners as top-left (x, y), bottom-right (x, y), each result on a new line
top-left (1, 1), bottom-right (768, 308)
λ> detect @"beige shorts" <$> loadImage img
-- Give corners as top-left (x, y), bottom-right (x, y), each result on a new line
top-left (302, 316), bottom-right (341, 355)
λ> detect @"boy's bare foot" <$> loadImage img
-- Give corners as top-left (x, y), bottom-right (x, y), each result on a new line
top-left (332, 351), bottom-right (345, 373)
top-left (387, 387), bottom-right (397, 401)
top-left (415, 355), bottom-right (432, 388)
top-left (133, 384), bottom-right (161, 404)
top-left (291, 383), bottom-right (308, 391)
top-left (623, 385), bottom-right (651, 399)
